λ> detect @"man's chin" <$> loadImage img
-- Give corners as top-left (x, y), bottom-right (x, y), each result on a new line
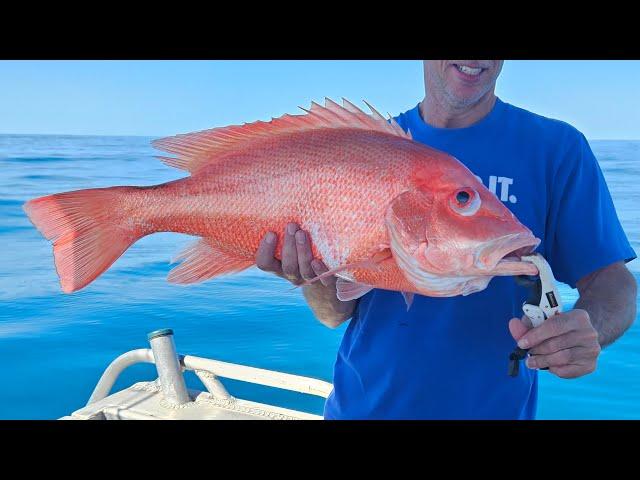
top-left (445, 88), bottom-right (487, 108)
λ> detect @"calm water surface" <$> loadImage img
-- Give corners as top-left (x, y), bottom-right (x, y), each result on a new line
top-left (0, 134), bottom-right (638, 419)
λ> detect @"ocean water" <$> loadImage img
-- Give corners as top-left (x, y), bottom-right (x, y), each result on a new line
top-left (0, 134), bottom-right (638, 420)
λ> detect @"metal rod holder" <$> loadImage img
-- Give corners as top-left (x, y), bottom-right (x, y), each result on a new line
top-left (148, 329), bottom-right (191, 406)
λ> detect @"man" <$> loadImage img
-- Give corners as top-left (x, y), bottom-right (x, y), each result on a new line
top-left (256, 60), bottom-right (638, 419)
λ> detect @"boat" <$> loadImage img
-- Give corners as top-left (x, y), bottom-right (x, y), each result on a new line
top-left (62, 329), bottom-right (332, 420)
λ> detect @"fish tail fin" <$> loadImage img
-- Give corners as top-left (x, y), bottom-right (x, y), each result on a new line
top-left (23, 187), bottom-right (142, 293)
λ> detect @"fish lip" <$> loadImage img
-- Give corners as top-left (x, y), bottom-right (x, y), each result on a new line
top-left (475, 233), bottom-right (541, 275)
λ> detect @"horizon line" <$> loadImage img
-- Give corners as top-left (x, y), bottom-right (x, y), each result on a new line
top-left (1, 132), bottom-right (639, 142)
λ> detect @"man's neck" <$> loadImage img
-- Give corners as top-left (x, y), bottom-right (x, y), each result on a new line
top-left (419, 92), bottom-right (497, 129)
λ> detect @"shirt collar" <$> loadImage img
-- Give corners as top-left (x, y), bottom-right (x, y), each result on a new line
top-left (407, 96), bottom-right (507, 138)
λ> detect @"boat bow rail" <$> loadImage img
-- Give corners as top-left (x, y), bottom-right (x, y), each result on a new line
top-left (63, 329), bottom-right (333, 420)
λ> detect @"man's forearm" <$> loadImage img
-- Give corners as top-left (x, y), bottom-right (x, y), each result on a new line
top-left (302, 283), bottom-right (356, 328)
top-left (575, 262), bottom-right (637, 347)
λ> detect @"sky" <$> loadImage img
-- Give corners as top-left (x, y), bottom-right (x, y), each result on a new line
top-left (0, 60), bottom-right (638, 139)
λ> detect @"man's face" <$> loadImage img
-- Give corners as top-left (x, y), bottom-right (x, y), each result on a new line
top-left (423, 60), bottom-right (504, 109)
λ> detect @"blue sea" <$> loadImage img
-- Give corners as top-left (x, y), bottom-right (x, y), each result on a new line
top-left (0, 134), bottom-right (638, 420)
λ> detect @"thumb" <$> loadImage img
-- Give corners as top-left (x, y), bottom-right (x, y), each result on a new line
top-left (508, 317), bottom-right (530, 342)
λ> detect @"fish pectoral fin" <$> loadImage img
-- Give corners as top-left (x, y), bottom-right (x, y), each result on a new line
top-left (168, 238), bottom-right (252, 284)
top-left (370, 247), bottom-right (393, 266)
top-left (336, 278), bottom-right (374, 301)
top-left (302, 249), bottom-right (392, 286)
top-left (386, 191), bottom-right (432, 249)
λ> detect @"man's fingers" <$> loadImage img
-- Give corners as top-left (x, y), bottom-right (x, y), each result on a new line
top-left (517, 314), bottom-right (577, 349)
top-left (281, 223), bottom-right (302, 284)
top-left (295, 230), bottom-right (315, 281)
top-left (529, 329), bottom-right (599, 355)
top-left (311, 259), bottom-right (337, 288)
top-left (256, 225), bottom-right (337, 290)
top-left (526, 345), bottom-right (601, 370)
top-left (549, 364), bottom-right (596, 379)
top-left (255, 232), bottom-right (283, 275)
top-left (508, 317), bottom-right (530, 342)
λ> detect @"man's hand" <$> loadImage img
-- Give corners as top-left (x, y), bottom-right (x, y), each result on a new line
top-left (255, 222), bottom-right (356, 328)
top-left (256, 222), bottom-right (329, 286)
top-left (508, 309), bottom-right (601, 379)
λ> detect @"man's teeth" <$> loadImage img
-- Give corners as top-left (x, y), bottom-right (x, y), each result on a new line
top-left (456, 65), bottom-right (483, 76)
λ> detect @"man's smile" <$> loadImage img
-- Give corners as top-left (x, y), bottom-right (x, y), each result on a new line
top-left (451, 62), bottom-right (488, 82)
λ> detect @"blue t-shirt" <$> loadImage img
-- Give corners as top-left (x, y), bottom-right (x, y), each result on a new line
top-left (324, 98), bottom-right (636, 420)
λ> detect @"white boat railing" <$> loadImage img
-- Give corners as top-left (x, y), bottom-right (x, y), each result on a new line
top-left (87, 329), bottom-right (333, 409)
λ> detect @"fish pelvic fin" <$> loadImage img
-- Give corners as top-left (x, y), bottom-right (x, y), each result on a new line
top-left (152, 98), bottom-right (412, 175)
top-left (168, 238), bottom-right (252, 284)
top-left (302, 248), bottom-right (392, 287)
top-left (23, 187), bottom-right (142, 293)
top-left (336, 278), bottom-right (374, 301)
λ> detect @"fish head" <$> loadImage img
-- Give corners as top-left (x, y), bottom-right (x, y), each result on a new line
top-left (386, 161), bottom-right (540, 296)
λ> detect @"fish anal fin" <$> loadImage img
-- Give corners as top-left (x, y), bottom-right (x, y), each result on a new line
top-left (152, 98), bottom-right (412, 175)
top-left (168, 238), bottom-right (252, 285)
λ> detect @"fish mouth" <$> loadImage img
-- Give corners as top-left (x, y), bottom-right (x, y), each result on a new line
top-left (476, 233), bottom-right (541, 276)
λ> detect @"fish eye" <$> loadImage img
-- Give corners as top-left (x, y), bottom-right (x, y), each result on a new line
top-left (456, 190), bottom-right (470, 205)
top-left (450, 188), bottom-right (481, 216)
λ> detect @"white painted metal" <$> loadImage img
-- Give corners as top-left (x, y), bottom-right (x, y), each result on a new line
top-left (182, 355), bottom-right (333, 398)
top-left (78, 329), bottom-right (334, 420)
top-left (194, 370), bottom-right (232, 400)
top-left (87, 349), bottom-right (154, 405)
top-left (67, 382), bottom-right (323, 420)
top-left (521, 253), bottom-right (563, 327)
top-left (148, 331), bottom-right (191, 406)
top-left (88, 348), bottom-right (333, 405)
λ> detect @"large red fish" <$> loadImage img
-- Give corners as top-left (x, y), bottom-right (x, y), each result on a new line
top-left (24, 98), bottom-right (539, 301)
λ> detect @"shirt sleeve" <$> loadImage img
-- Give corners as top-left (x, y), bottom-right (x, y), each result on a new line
top-left (544, 132), bottom-right (636, 288)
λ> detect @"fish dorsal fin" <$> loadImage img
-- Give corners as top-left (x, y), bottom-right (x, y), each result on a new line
top-left (152, 98), bottom-right (412, 174)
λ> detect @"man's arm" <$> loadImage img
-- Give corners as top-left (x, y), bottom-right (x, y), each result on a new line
top-left (510, 261), bottom-right (637, 378)
top-left (301, 263), bottom-right (357, 328)
top-left (255, 222), bottom-right (356, 329)
top-left (574, 261), bottom-right (637, 347)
